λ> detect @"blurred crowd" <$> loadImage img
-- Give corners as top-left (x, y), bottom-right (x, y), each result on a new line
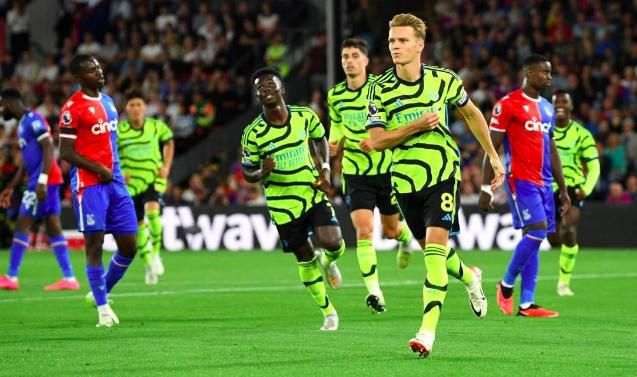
top-left (0, 0), bottom-right (310, 212)
top-left (0, 0), bottom-right (636, 216)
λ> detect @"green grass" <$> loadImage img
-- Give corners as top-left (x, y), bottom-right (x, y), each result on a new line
top-left (0, 249), bottom-right (635, 376)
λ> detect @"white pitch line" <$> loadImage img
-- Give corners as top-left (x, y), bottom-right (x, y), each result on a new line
top-left (0, 272), bottom-right (635, 304)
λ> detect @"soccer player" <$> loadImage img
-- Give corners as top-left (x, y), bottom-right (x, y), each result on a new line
top-left (365, 14), bottom-right (505, 357)
top-left (118, 88), bottom-right (174, 285)
top-left (59, 55), bottom-right (138, 327)
top-left (480, 54), bottom-right (571, 318)
top-left (241, 67), bottom-right (347, 331)
top-left (548, 90), bottom-right (600, 296)
top-left (327, 37), bottom-right (413, 313)
top-left (0, 88), bottom-right (79, 291)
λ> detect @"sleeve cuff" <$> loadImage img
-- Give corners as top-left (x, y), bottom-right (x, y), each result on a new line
top-left (365, 122), bottom-right (386, 130)
top-left (489, 126), bottom-right (505, 132)
top-left (36, 132), bottom-right (50, 141)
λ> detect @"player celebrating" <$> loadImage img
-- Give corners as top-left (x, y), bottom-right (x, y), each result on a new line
top-left (366, 14), bottom-right (505, 357)
top-left (59, 55), bottom-right (138, 327)
top-left (327, 38), bottom-right (412, 314)
top-left (548, 90), bottom-right (600, 296)
top-left (118, 88), bottom-right (174, 285)
top-left (0, 88), bottom-right (79, 291)
top-left (480, 54), bottom-right (571, 318)
top-left (241, 67), bottom-right (346, 331)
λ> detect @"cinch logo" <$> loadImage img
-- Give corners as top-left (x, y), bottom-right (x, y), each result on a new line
top-left (91, 119), bottom-right (118, 135)
top-left (524, 118), bottom-right (551, 133)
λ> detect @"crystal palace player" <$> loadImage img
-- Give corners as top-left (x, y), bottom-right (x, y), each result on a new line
top-left (480, 54), bottom-right (571, 318)
top-left (0, 88), bottom-right (79, 291)
top-left (59, 55), bottom-right (137, 327)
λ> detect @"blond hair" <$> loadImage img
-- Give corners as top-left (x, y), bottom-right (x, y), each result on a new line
top-left (389, 13), bottom-right (427, 40)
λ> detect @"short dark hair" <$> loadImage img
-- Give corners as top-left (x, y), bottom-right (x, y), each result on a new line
top-left (251, 67), bottom-right (282, 86)
top-left (522, 54), bottom-right (549, 70)
top-left (70, 54), bottom-right (94, 75)
top-left (0, 88), bottom-right (22, 102)
top-left (341, 38), bottom-right (368, 55)
top-left (125, 87), bottom-right (145, 102)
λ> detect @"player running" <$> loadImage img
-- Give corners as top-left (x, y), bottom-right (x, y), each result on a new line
top-left (59, 55), bottom-right (138, 327)
top-left (241, 67), bottom-right (346, 331)
top-left (327, 37), bottom-right (413, 314)
top-left (366, 14), bottom-right (505, 357)
top-left (0, 88), bottom-right (79, 291)
top-left (118, 88), bottom-right (174, 285)
top-left (480, 54), bottom-right (571, 318)
top-left (548, 90), bottom-right (600, 296)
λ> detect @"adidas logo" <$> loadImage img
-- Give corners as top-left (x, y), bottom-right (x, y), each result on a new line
top-left (441, 213), bottom-right (452, 222)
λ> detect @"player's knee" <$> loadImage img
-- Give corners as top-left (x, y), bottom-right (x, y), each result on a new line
top-left (382, 227), bottom-right (398, 240)
top-left (526, 228), bottom-right (548, 241)
top-left (322, 236), bottom-right (343, 253)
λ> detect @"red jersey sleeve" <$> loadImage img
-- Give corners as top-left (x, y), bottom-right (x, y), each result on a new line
top-left (489, 98), bottom-right (512, 133)
top-left (59, 100), bottom-right (78, 141)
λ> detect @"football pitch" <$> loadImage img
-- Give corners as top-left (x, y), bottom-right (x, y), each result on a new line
top-left (0, 249), bottom-right (635, 376)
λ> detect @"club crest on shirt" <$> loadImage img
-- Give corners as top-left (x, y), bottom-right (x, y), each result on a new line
top-left (62, 111), bottom-right (72, 125)
top-left (89, 106), bottom-right (95, 114)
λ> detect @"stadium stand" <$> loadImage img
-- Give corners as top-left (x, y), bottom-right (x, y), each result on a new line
top-left (0, 0), bottom-right (635, 230)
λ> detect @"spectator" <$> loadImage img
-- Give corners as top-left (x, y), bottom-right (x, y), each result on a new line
top-left (156, 5), bottom-right (177, 32)
top-left (620, 118), bottom-right (637, 173)
top-left (36, 55), bottom-right (59, 84)
top-left (606, 182), bottom-right (633, 204)
top-left (77, 33), bottom-right (101, 56)
top-left (99, 32), bottom-right (120, 66)
top-left (14, 51), bottom-right (39, 85)
top-left (257, 2), bottom-right (279, 37)
top-left (605, 133), bottom-right (627, 182)
top-left (6, 1), bottom-right (30, 59)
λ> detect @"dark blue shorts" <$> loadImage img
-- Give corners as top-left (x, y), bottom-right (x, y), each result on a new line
top-left (19, 185), bottom-right (61, 219)
top-left (72, 182), bottom-right (137, 235)
top-left (505, 178), bottom-right (555, 232)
